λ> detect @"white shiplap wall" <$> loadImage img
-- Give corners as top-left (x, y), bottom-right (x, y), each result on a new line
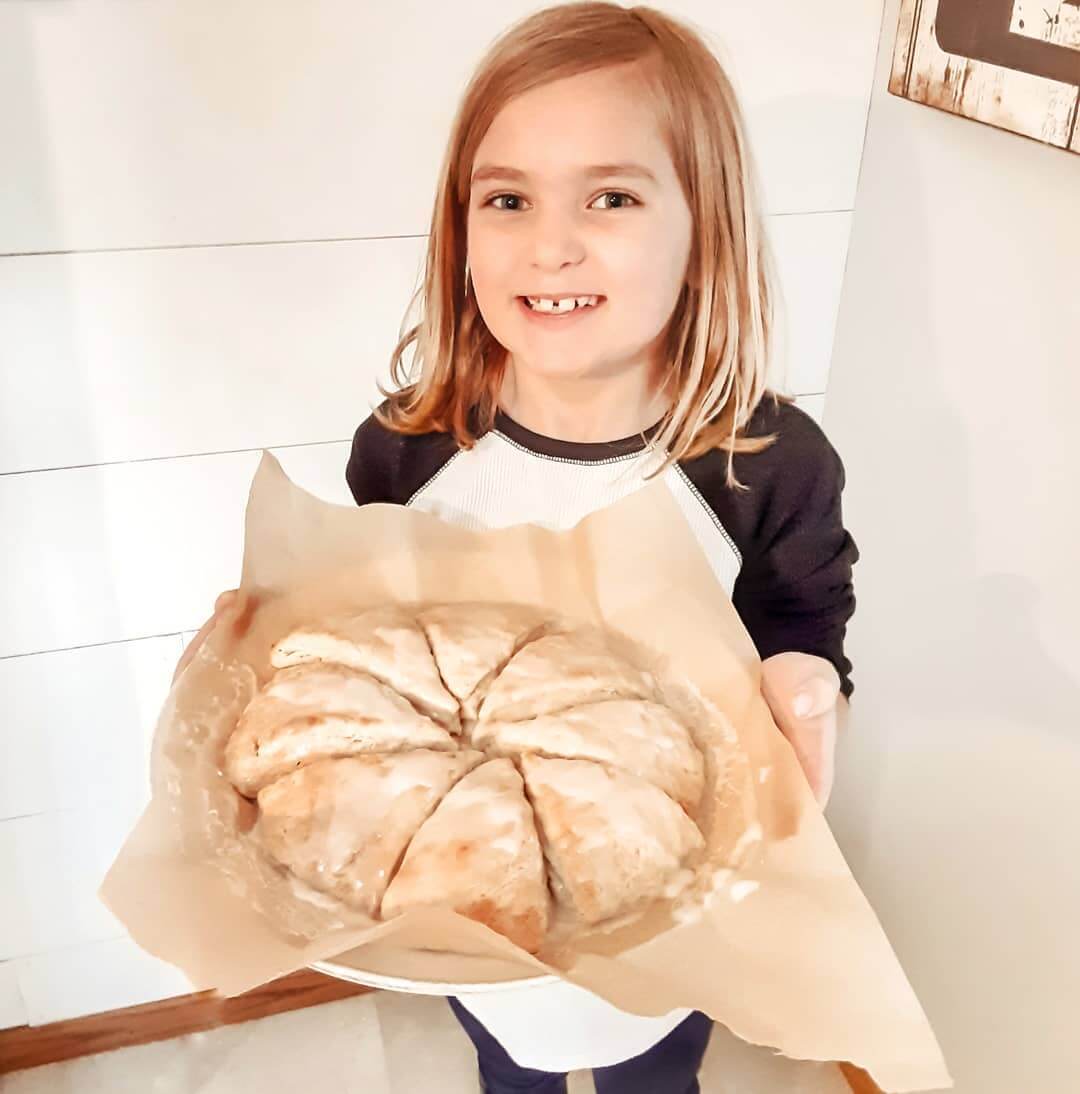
top-left (0, 0), bottom-right (883, 1026)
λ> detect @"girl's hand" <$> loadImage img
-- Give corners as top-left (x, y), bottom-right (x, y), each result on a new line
top-left (172, 589), bottom-right (240, 684)
top-left (760, 651), bottom-right (844, 808)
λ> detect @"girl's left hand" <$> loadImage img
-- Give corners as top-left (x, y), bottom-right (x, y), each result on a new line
top-left (760, 651), bottom-right (844, 808)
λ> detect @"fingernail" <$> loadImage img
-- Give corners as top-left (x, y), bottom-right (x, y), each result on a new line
top-left (793, 692), bottom-right (813, 718)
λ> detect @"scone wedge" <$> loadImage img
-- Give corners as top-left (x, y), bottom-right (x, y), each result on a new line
top-left (472, 699), bottom-right (704, 815)
top-left (225, 662), bottom-right (457, 796)
top-left (477, 632), bottom-right (656, 723)
top-left (254, 749), bottom-right (483, 915)
top-left (521, 754), bottom-right (704, 925)
top-left (417, 602), bottom-right (549, 719)
top-left (270, 606), bottom-right (460, 730)
top-left (381, 757), bottom-right (549, 952)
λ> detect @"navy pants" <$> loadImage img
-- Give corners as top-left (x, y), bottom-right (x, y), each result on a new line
top-left (448, 996), bottom-right (713, 1093)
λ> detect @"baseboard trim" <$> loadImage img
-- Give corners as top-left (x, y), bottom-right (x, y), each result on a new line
top-left (838, 1062), bottom-right (886, 1093)
top-left (0, 973), bottom-right (880, 1091)
top-left (0, 969), bottom-right (371, 1075)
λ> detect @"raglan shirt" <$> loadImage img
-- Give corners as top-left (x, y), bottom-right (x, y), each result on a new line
top-left (344, 395), bottom-right (859, 1071)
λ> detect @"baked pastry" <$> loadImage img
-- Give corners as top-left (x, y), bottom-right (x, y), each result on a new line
top-left (417, 602), bottom-right (548, 718)
top-left (225, 604), bottom-right (716, 949)
top-left (521, 754), bottom-right (705, 924)
top-left (471, 699), bottom-right (705, 815)
top-left (224, 661), bottom-right (456, 796)
top-left (254, 749), bottom-right (483, 915)
top-left (381, 758), bottom-right (549, 952)
top-left (270, 605), bottom-right (460, 730)
top-left (477, 631), bottom-right (656, 723)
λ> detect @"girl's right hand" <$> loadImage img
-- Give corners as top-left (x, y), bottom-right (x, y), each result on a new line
top-left (172, 589), bottom-right (240, 684)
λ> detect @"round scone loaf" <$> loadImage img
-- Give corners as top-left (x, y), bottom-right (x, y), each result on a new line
top-left (222, 602), bottom-right (717, 954)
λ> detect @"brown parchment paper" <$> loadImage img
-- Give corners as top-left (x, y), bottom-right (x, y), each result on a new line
top-left (100, 451), bottom-right (951, 1092)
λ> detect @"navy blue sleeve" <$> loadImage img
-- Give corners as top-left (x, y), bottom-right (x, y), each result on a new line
top-left (729, 409), bottom-right (859, 698)
top-left (346, 403), bottom-right (463, 506)
top-left (345, 411), bottom-right (397, 505)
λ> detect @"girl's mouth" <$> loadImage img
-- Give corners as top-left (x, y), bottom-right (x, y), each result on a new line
top-left (517, 296), bottom-right (606, 328)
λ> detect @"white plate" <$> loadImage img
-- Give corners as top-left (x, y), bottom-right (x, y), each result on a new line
top-left (311, 943), bottom-right (558, 996)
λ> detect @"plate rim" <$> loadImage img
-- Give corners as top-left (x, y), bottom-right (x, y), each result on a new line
top-left (309, 958), bottom-right (560, 996)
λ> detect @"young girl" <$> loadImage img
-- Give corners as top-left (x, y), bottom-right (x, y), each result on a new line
top-left (178, 4), bottom-right (858, 1090)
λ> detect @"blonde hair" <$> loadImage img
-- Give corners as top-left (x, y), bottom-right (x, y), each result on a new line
top-left (375, 1), bottom-right (786, 487)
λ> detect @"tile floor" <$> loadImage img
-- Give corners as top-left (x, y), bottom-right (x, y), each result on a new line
top-left (0, 992), bottom-right (852, 1093)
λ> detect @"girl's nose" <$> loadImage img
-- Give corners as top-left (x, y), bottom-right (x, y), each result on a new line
top-left (528, 237), bottom-right (587, 272)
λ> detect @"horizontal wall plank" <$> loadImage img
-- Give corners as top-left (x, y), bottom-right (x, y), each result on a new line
top-left (0, 635), bottom-right (183, 821)
top-left (1, 216), bottom-right (843, 476)
top-left (0, 442), bottom-right (352, 659)
top-left (0, 1), bottom-right (880, 254)
top-left (15, 937), bottom-right (192, 1027)
top-left (0, 237), bottom-right (423, 476)
top-left (0, 963), bottom-right (27, 1032)
top-left (258, 441), bottom-right (355, 510)
top-left (0, 808), bottom-right (134, 962)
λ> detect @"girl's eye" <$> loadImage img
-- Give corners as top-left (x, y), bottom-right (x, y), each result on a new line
top-left (482, 191), bottom-right (638, 211)
top-left (591, 191), bottom-right (638, 211)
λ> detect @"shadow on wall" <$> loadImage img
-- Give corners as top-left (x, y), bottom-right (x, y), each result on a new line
top-left (820, 38), bottom-right (1080, 1094)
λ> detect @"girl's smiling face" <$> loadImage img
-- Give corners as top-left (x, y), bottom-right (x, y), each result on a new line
top-left (466, 65), bottom-right (694, 393)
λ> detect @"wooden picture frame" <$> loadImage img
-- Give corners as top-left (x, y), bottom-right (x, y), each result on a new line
top-left (890, 0), bottom-right (1080, 153)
